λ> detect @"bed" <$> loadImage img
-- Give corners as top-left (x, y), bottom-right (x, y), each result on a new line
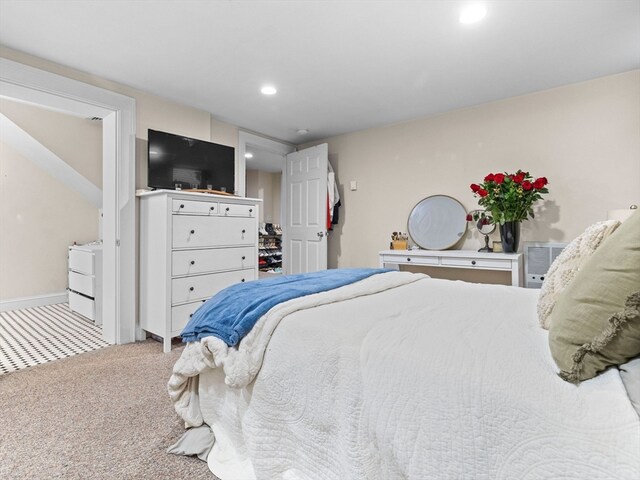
top-left (168, 269), bottom-right (640, 479)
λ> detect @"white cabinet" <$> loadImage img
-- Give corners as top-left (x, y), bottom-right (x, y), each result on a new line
top-left (379, 249), bottom-right (523, 287)
top-left (68, 244), bottom-right (102, 325)
top-left (138, 190), bottom-right (261, 352)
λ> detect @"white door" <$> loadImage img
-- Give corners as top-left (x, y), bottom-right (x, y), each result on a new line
top-left (284, 144), bottom-right (328, 274)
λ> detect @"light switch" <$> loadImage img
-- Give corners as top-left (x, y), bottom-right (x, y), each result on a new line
top-left (350, 180), bottom-right (357, 191)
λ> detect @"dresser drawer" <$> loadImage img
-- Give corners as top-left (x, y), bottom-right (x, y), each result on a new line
top-left (441, 257), bottom-right (512, 269)
top-left (381, 253), bottom-right (439, 266)
top-left (171, 301), bottom-right (205, 334)
top-left (219, 202), bottom-right (257, 217)
top-left (69, 290), bottom-right (95, 320)
top-left (69, 249), bottom-right (94, 275)
top-left (171, 268), bottom-right (255, 305)
top-left (172, 215), bottom-right (256, 249)
top-left (172, 246), bottom-right (256, 277)
top-left (68, 271), bottom-right (96, 297)
top-left (172, 199), bottom-right (218, 215)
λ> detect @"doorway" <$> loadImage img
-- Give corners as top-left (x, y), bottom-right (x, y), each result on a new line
top-left (0, 58), bottom-right (136, 345)
top-left (238, 131), bottom-right (294, 276)
top-left (245, 150), bottom-right (285, 277)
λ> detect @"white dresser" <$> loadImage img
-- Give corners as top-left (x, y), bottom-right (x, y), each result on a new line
top-left (379, 249), bottom-right (524, 287)
top-left (138, 190), bottom-right (261, 352)
top-left (68, 243), bottom-right (102, 325)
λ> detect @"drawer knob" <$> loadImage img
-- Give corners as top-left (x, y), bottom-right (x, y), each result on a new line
top-left (179, 204), bottom-right (184, 209)
top-left (540, 276), bottom-right (545, 281)
top-left (241, 278), bottom-right (245, 282)
top-left (190, 229), bottom-right (195, 234)
top-left (249, 208), bottom-right (253, 213)
top-left (190, 260), bottom-right (195, 265)
top-left (242, 229), bottom-right (246, 234)
top-left (407, 258), bottom-right (411, 262)
top-left (226, 207), bottom-right (230, 212)
top-left (189, 313), bottom-right (194, 318)
top-left (242, 256), bottom-right (246, 260)
top-left (471, 260), bottom-right (476, 265)
top-left (189, 286), bottom-right (194, 291)
top-left (210, 206), bottom-right (215, 211)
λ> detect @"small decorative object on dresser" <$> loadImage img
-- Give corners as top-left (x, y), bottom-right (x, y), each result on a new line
top-left (390, 232), bottom-right (408, 250)
top-left (470, 171), bottom-right (549, 253)
top-left (467, 210), bottom-right (495, 252)
top-left (138, 190), bottom-right (261, 352)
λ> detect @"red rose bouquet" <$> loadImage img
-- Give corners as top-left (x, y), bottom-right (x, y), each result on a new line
top-left (470, 170), bottom-right (549, 224)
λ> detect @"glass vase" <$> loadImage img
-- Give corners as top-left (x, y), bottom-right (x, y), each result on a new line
top-left (499, 221), bottom-right (521, 253)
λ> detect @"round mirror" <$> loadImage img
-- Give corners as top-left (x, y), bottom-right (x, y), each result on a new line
top-left (407, 195), bottom-right (467, 250)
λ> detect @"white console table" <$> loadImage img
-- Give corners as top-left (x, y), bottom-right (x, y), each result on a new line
top-left (379, 249), bottom-right (524, 287)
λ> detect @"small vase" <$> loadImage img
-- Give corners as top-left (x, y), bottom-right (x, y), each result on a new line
top-left (499, 221), bottom-right (521, 253)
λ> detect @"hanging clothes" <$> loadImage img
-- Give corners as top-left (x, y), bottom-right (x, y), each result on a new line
top-left (327, 162), bottom-right (341, 230)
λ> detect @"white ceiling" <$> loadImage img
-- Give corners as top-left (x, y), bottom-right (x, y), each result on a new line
top-left (1, 0), bottom-right (638, 144)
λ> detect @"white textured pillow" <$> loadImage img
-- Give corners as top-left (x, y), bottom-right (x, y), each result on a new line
top-left (537, 220), bottom-right (620, 329)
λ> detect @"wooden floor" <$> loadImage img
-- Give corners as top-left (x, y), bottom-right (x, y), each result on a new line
top-left (0, 303), bottom-right (109, 375)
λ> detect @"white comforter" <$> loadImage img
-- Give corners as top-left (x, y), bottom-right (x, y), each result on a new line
top-left (171, 272), bottom-right (640, 479)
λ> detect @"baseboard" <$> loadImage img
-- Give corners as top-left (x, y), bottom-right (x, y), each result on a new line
top-left (0, 292), bottom-right (68, 312)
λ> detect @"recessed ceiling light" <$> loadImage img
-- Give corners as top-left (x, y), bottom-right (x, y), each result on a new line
top-left (459, 4), bottom-right (487, 24)
top-left (261, 85), bottom-right (277, 95)
top-left (244, 152), bottom-right (254, 159)
top-left (296, 129), bottom-right (309, 135)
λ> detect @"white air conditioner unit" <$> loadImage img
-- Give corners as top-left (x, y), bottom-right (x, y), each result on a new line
top-left (524, 242), bottom-right (568, 289)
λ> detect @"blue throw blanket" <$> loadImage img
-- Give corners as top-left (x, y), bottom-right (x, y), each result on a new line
top-left (181, 268), bottom-right (389, 345)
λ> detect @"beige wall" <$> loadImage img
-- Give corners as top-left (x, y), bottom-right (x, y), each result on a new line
top-left (0, 142), bottom-right (99, 299)
top-left (304, 70), bottom-right (640, 270)
top-left (0, 46), bottom-right (239, 190)
top-left (0, 47), bottom-right (242, 301)
top-left (246, 169), bottom-right (282, 224)
top-left (270, 173), bottom-right (282, 225)
top-left (0, 98), bottom-right (102, 300)
top-left (1, 98), bottom-right (103, 188)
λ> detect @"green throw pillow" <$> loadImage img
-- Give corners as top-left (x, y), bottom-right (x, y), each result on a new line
top-left (549, 211), bottom-right (640, 383)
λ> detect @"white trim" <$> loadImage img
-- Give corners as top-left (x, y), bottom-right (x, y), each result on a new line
top-left (0, 113), bottom-right (102, 207)
top-left (0, 58), bottom-right (136, 345)
top-left (237, 130), bottom-right (294, 197)
top-left (0, 292), bottom-right (68, 312)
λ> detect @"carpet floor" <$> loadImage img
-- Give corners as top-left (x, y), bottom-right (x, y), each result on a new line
top-left (0, 340), bottom-right (218, 479)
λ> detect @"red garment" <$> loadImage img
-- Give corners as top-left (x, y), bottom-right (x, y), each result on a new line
top-left (326, 194), bottom-right (331, 230)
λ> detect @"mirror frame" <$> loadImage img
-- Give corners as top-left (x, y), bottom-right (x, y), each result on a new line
top-left (407, 194), bottom-right (468, 250)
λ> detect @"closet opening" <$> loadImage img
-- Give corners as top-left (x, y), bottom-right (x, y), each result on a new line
top-left (245, 145), bottom-right (285, 278)
top-left (238, 131), bottom-right (295, 276)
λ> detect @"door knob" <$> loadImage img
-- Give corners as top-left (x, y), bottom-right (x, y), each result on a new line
top-left (317, 231), bottom-right (325, 238)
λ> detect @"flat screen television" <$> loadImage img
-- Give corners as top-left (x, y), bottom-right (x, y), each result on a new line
top-left (147, 129), bottom-right (235, 192)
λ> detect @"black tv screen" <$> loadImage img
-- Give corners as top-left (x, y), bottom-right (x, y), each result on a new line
top-left (147, 129), bottom-right (235, 192)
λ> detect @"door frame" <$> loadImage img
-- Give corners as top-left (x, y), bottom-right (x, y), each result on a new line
top-left (238, 131), bottom-right (295, 272)
top-left (0, 58), bottom-right (137, 345)
top-left (237, 130), bottom-right (294, 197)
